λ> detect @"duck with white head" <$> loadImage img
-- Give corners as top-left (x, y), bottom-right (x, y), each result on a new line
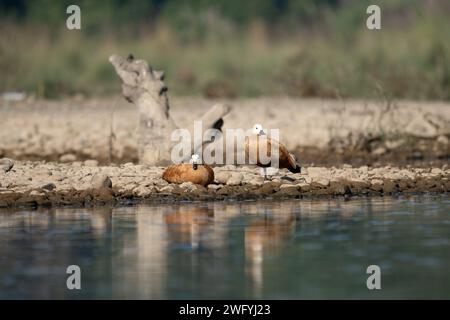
top-left (245, 123), bottom-right (301, 179)
top-left (190, 154), bottom-right (200, 170)
top-left (162, 154), bottom-right (214, 187)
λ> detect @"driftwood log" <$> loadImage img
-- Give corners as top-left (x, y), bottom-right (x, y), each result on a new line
top-left (109, 54), bottom-right (231, 165)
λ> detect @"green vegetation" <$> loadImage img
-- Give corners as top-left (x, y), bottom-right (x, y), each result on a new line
top-left (0, 0), bottom-right (449, 100)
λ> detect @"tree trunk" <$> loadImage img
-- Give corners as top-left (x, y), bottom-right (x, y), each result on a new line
top-left (109, 54), bottom-right (231, 165)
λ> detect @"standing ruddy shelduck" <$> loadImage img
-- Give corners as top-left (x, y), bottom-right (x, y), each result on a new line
top-left (162, 154), bottom-right (214, 187)
top-left (245, 124), bottom-right (301, 179)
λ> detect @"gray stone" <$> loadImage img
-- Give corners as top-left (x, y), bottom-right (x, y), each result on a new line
top-left (303, 176), bottom-right (312, 184)
top-left (133, 186), bottom-right (154, 197)
top-left (180, 182), bottom-right (198, 192)
top-left (0, 158), bottom-right (14, 173)
top-left (215, 171), bottom-right (231, 184)
top-left (382, 180), bottom-right (397, 193)
top-left (297, 182), bottom-right (310, 192)
top-left (431, 168), bottom-right (443, 175)
top-left (226, 173), bottom-right (243, 186)
top-left (29, 190), bottom-right (44, 196)
top-left (247, 176), bottom-right (264, 187)
top-left (122, 183), bottom-right (137, 193)
top-left (370, 179), bottom-right (383, 191)
top-left (372, 147), bottom-right (387, 156)
top-left (437, 135), bottom-right (449, 145)
top-left (329, 180), bottom-right (350, 195)
top-left (53, 174), bottom-right (67, 182)
top-left (84, 159), bottom-right (99, 167)
top-left (311, 177), bottom-right (330, 188)
top-left (60, 154), bottom-right (77, 162)
top-left (123, 162), bottom-right (134, 167)
top-left (276, 185), bottom-right (299, 196)
top-left (208, 184), bottom-right (222, 190)
top-left (359, 165), bottom-right (369, 172)
top-left (72, 161), bottom-right (83, 167)
top-left (41, 182), bottom-right (56, 191)
top-left (159, 185), bottom-right (175, 193)
top-left (91, 173), bottom-right (112, 189)
top-left (307, 167), bottom-right (329, 177)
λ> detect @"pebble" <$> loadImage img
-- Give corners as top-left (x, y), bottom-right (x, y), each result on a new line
top-left (297, 182), bottom-right (310, 192)
top-left (372, 147), bottom-right (387, 156)
top-left (359, 165), bottom-right (369, 172)
top-left (133, 186), bottom-right (154, 197)
top-left (226, 173), bottom-right (243, 186)
top-left (215, 171), bottom-right (231, 184)
top-left (276, 185), bottom-right (299, 196)
top-left (123, 162), bottom-right (134, 167)
top-left (437, 135), bottom-right (449, 145)
top-left (431, 168), bottom-right (443, 175)
top-left (180, 182), bottom-right (198, 192)
top-left (84, 159), bottom-right (99, 167)
top-left (311, 177), bottom-right (330, 188)
top-left (0, 158), bottom-right (14, 173)
top-left (247, 177), bottom-right (264, 186)
top-left (370, 179), bottom-right (383, 191)
top-left (60, 154), bottom-right (77, 162)
top-left (91, 173), bottom-right (112, 189)
top-left (306, 167), bottom-right (329, 177)
top-left (159, 185), bottom-right (175, 193)
top-left (41, 182), bottom-right (56, 191)
top-left (29, 190), bottom-right (44, 196)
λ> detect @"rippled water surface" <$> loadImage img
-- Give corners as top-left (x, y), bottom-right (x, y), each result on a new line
top-left (0, 196), bottom-right (449, 299)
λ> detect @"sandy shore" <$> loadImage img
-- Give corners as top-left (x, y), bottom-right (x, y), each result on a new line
top-left (1, 159), bottom-right (448, 208)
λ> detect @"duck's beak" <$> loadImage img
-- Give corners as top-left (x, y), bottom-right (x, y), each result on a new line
top-left (259, 129), bottom-right (266, 136)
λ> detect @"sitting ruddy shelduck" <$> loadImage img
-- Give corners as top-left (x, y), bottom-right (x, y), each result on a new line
top-left (245, 124), bottom-right (301, 179)
top-left (162, 154), bottom-right (214, 187)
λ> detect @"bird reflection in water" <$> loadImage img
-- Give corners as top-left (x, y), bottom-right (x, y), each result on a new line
top-left (162, 202), bottom-right (297, 296)
top-left (244, 207), bottom-right (296, 297)
top-left (2, 196), bottom-right (444, 299)
top-left (164, 206), bottom-right (215, 249)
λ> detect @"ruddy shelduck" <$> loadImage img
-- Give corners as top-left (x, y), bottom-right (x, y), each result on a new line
top-left (162, 154), bottom-right (215, 186)
top-left (245, 124), bottom-right (301, 178)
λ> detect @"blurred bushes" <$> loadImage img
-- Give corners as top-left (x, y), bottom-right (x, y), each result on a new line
top-left (0, 0), bottom-right (449, 100)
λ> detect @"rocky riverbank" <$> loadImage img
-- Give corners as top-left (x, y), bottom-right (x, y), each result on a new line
top-left (0, 159), bottom-right (448, 208)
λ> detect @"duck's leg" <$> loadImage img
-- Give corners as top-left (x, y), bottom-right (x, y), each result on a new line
top-left (263, 167), bottom-right (268, 180)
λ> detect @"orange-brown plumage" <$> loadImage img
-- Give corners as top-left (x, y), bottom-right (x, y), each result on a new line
top-left (162, 163), bottom-right (214, 186)
top-left (245, 135), bottom-right (300, 173)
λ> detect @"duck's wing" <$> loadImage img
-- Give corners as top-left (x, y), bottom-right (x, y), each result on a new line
top-left (162, 164), bottom-right (175, 182)
top-left (267, 138), bottom-right (298, 170)
top-left (162, 164), bottom-right (188, 183)
top-left (204, 164), bottom-right (215, 185)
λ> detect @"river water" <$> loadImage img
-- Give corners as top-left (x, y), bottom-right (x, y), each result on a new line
top-left (0, 195), bottom-right (449, 299)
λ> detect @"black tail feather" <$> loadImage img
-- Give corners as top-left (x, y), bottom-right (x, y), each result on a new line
top-left (288, 164), bottom-right (301, 174)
